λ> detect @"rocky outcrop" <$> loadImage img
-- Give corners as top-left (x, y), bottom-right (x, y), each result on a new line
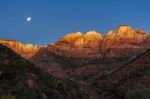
top-left (104, 25), bottom-right (150, 47)
top-left (55, 31), bottom-right (102, 48)
top-left (0, 40), bottom-right (40, 58)
top-left (44, 25), bottom-right (150, 68)
top-left (54, 25), bottom-right (150, 48)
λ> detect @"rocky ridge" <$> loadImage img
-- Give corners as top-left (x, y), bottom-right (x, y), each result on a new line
top-left (54, 25), bottom-right (150, 48)
top-left (0, 39), bottom-right (40, 58)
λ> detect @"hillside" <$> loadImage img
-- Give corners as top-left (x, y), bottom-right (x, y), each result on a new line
top-left (0, 44), bottom-right (98, 99)
top-left (95, 47), bottom-right (150, 99)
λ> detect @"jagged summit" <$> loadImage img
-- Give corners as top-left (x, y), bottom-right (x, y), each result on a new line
top-left (58, 31), bottom-right (103, 48)
top-left (115, 25), bottom-right (133, 33)
top-left (84, 31), bottom-right (103, 40)
top-left (60, 32), bottom-right (83, 42)
top-left (111, 25), bottom-right (149, 38)
top-left (106, 25), bottom-right (134, 37)
top-left (115, 25), bottom-right (136, 38)
top-left (85, 31), bottom-right (100, 35)
top-left (104, 25), bottom-right (150, 47)
top-left (54, 25), bottom-right (150, 48)
top-left (60, 31), bottom-right (102, 41)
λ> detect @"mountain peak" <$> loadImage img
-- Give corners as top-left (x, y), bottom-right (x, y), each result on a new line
top-left (84, 31), bottom-right (103, 41)
top-left (105, 25), bottom-right (135, 39)
top-left (57, 31), bottom-right (103, 48)
top-left (60, 32), bottom-right (83, 41)
top-left (85, 31), bottom-right (99, 35)
top-left (115, 25), bottom-right (133, 33)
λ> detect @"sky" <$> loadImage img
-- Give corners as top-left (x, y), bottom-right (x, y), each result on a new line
top-left (0, 0), bottom-right (150, 45)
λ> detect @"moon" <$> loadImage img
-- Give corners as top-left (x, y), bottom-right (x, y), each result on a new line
top-left (26, 17), bottom-right (32, 22)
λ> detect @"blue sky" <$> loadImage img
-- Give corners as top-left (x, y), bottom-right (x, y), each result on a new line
top-left (0, 0), bottom-right (150, 45)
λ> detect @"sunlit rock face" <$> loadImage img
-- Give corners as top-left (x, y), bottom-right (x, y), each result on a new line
top-left (55, 31), bottom-right (103, 48)
top-left (54, 25), bottom-right (150, 48)
top-left (0, 40), bottom-right (40, 58)
top-left (46, 25), bottom-right (150, 66)
top-left (115, 25), bottom-right (149, 40)
top-left (116, 25), bottom-right (133, 34)
top-left (84, 31), bottom-right (103, 48)
top-left (104, 25), bottom-right (150, 47)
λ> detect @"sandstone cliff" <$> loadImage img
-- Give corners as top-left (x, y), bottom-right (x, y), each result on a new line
top-left (55, 31), bottom-right (103, 48)
top-left (0, 40), bottom-right (40, 58)
top-left (104, 25), bottom-right (150, 47)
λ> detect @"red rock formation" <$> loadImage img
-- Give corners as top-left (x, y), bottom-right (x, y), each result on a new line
top-left (54, 26), bottom-right (150, 49)
top-left (0, 40), bottom-right (40, 58)
top-left (55, 31), bottom-right (102, 48)
top-left (51, 25), bottom-right (150, 59)
top-left (1, 25), bottom-right (149, 60)
top-left (103, 25), bottom-right (150, 47)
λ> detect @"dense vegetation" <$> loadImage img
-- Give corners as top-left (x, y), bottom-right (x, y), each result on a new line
top-left (125, 87), bottom-right (150, 99)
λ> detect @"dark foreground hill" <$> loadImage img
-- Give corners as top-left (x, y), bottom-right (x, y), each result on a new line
top-left (0, 44), bottom-right (98, 99)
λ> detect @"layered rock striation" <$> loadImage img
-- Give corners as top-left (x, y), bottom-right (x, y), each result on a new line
top-left (0, 40), bottom-right (40, 58)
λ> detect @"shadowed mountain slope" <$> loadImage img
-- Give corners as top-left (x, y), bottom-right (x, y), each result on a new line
top-left (0, 44), bottom-right (99, 99)
top-left (95, 47), bottom-right (150, 99)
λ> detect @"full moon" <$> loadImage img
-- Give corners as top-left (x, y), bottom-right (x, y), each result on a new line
top-left (26, 17), bottom-right (32, 22)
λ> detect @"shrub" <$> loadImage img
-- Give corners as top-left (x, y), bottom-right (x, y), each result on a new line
top-left (1, 94), bottom-right (16, 99)
top-left (126, 87), bottom-right (150, 99)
